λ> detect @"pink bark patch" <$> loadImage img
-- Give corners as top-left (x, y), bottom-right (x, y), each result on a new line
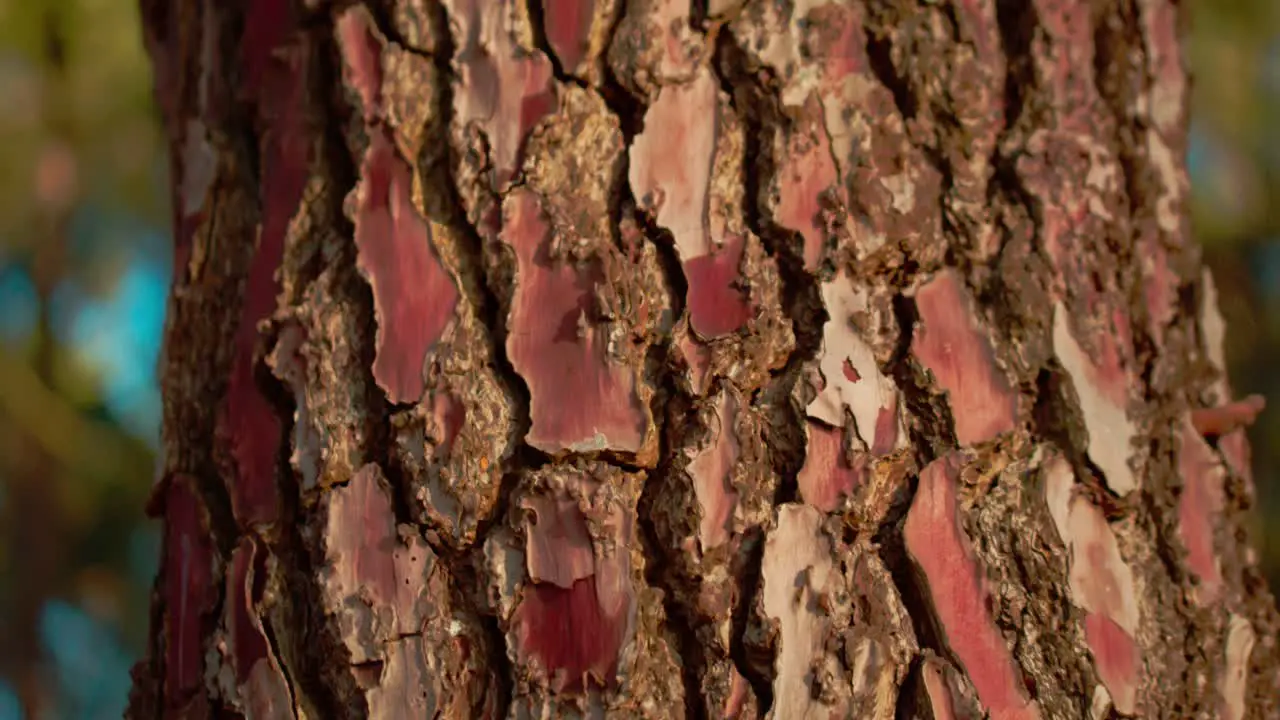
top-left (688, 391), bottom-right (741, 550)
top-left (329, 466), bottom-right (398, 606)
top-left (515, 576), bottom-right (627, 692)
top-left (161, 476), bottom-right (215, 705)
top-left (1177, 420), bottom-right (1225, 605)
top-left (1191, 395), bottom-right (1265, 439)
top-left (429, 391), bottom-right (466, 457)
top-left (1052, 306), bottom-right (1137, 495)
top-left (912, 271), bottom-right (1016, 445)
top-left (523, 496), bottom-right (596, 588)
top-left (1095, 309), bottom-right (1132, 408)
top-left (221, 51), bottom-right (310, 528)
top-left (324, 465), bottom-right (437, 658)
top-left (872, 398), bottom-right (900, 455)
top-left (1071, 514), bottom-right (1139, 634)
top-left (774, 103), bottom-right (839, 271)
top-left (842, 358), bottom-right (860, 383)
top-left (683, 235), bottom-right (753, 339)
top-left (628, 68), bottom-right (714, 248)
top-left (352, 133), bottom-right (458, 404)
top-left (542, 0), bottom-right (595, 72)
top-left (1084, 613), bottom-right (1138, 714)
top-left (500, 190), bottom-right (649, 453)
top-left (797, 422), bottom-right (864, 513)
top-left (339, 15), bottom-right (461, 405)
top-left (336, 10), bottom-right (384, 123)
top-left (449, 0), bottom-right (556, 188)
top-left (905, 455), bottom-right (1039, 720)
top-left (810, 2), bottom-right (866, 82)
top-left (240, 0), bottom-right (294, 99)
top-left (1044, 456), bottom-right (1140, 714)
top-left (629, 70), bottom-right (750, 337)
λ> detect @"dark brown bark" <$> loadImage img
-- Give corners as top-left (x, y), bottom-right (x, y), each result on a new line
top-left (129, 0), bottom-right (1280, 717)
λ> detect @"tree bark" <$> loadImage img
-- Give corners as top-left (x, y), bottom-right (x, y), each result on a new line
top-left (128, 0), bottom-right (1280, 718)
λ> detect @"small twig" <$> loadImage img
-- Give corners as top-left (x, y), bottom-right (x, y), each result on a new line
top-left (1191, 394), bottom-right (1266, 438)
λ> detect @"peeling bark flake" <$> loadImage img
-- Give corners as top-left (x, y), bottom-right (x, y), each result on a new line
top-left (761, 504), bottom-right (836, 719)
top-left (1042, 455), bottom-right (1141, 713)
top-left (320, 464), bottom-right (436, 661)
top-left (500, 189), bottom-right (650, 454)
top-left (630, 69), bottom-right (753, 339)
top-left (1177, 420), bottom-right (1226, 606)
top-left (1191, 395), bottom-right (1265, 439)
top-left (226, 536), bottom-right (294, 718)
top-left (688, 389), bottom-right (742, 552)
top-left (773, 98), bottom-right (840, 271)
top-left (350, 132), bottom-right (459, 404)
top-left (796, 422), bottom-right (863, 514)
top-left (809, 272), bottom-right (902, 452)
top-left (920, 656), bottom-right (959, 720)
top-left (1219, 614), bottom-right (1255, 720)
top-left (338, 11), bottom-right (460, 404)
top-left (444, 0), bottom-right (556, 190)
top-left (509, 471), bottom-right (639, 695)
top-left (1053, 305), bottom-right (1137, 496)
top-left (912, 271), bottom-right (1016, 446)
top-left (905, 454), bottom-right (1040, 720)
top-left (1198, 269), bottom-right (1254, 480)
top-left (630, 74), bottom-right (715, 237)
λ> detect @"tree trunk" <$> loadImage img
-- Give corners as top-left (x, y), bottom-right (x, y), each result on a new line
top-left (127, 0), bottom-right (1280, 717)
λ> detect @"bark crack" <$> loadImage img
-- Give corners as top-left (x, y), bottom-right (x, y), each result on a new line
top-left (709, 28), bottom-right (836, 713)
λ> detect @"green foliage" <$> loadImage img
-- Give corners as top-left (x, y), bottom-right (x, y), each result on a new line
top-left (0, 0), bottom-right (165, 261)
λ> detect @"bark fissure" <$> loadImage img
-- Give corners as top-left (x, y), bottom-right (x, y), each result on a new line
top-left (862, 25), bottom-right (917, 124)
top-left (714, 31), bottom-right (824, 369)
top-left (415, 0), bottom-right (524, 710)
top-left (639, 458), bottom-right (707, 720)
top-left (727, 528), bottom-right (771, 712)
top-left (710, 29), bottom-right (823, 713)
top-left (622, 118), bottom-right (702, 713)
top-left (364, 0), bottom-right (433, 57)
top-left (267, 24), bottom-right (366, 720)
top-left (889, 291), bottom-right (956, 459)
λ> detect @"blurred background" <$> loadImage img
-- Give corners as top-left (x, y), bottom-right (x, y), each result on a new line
top-left (0, 1), bottom-right (1276, 717)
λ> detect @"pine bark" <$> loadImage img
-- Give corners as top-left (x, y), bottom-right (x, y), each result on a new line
top-left (128, 0), bottom-right (1280, 718)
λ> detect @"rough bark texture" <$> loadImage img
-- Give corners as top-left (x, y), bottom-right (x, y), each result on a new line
top-left (129, 0), bottom-right (1280, 718)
